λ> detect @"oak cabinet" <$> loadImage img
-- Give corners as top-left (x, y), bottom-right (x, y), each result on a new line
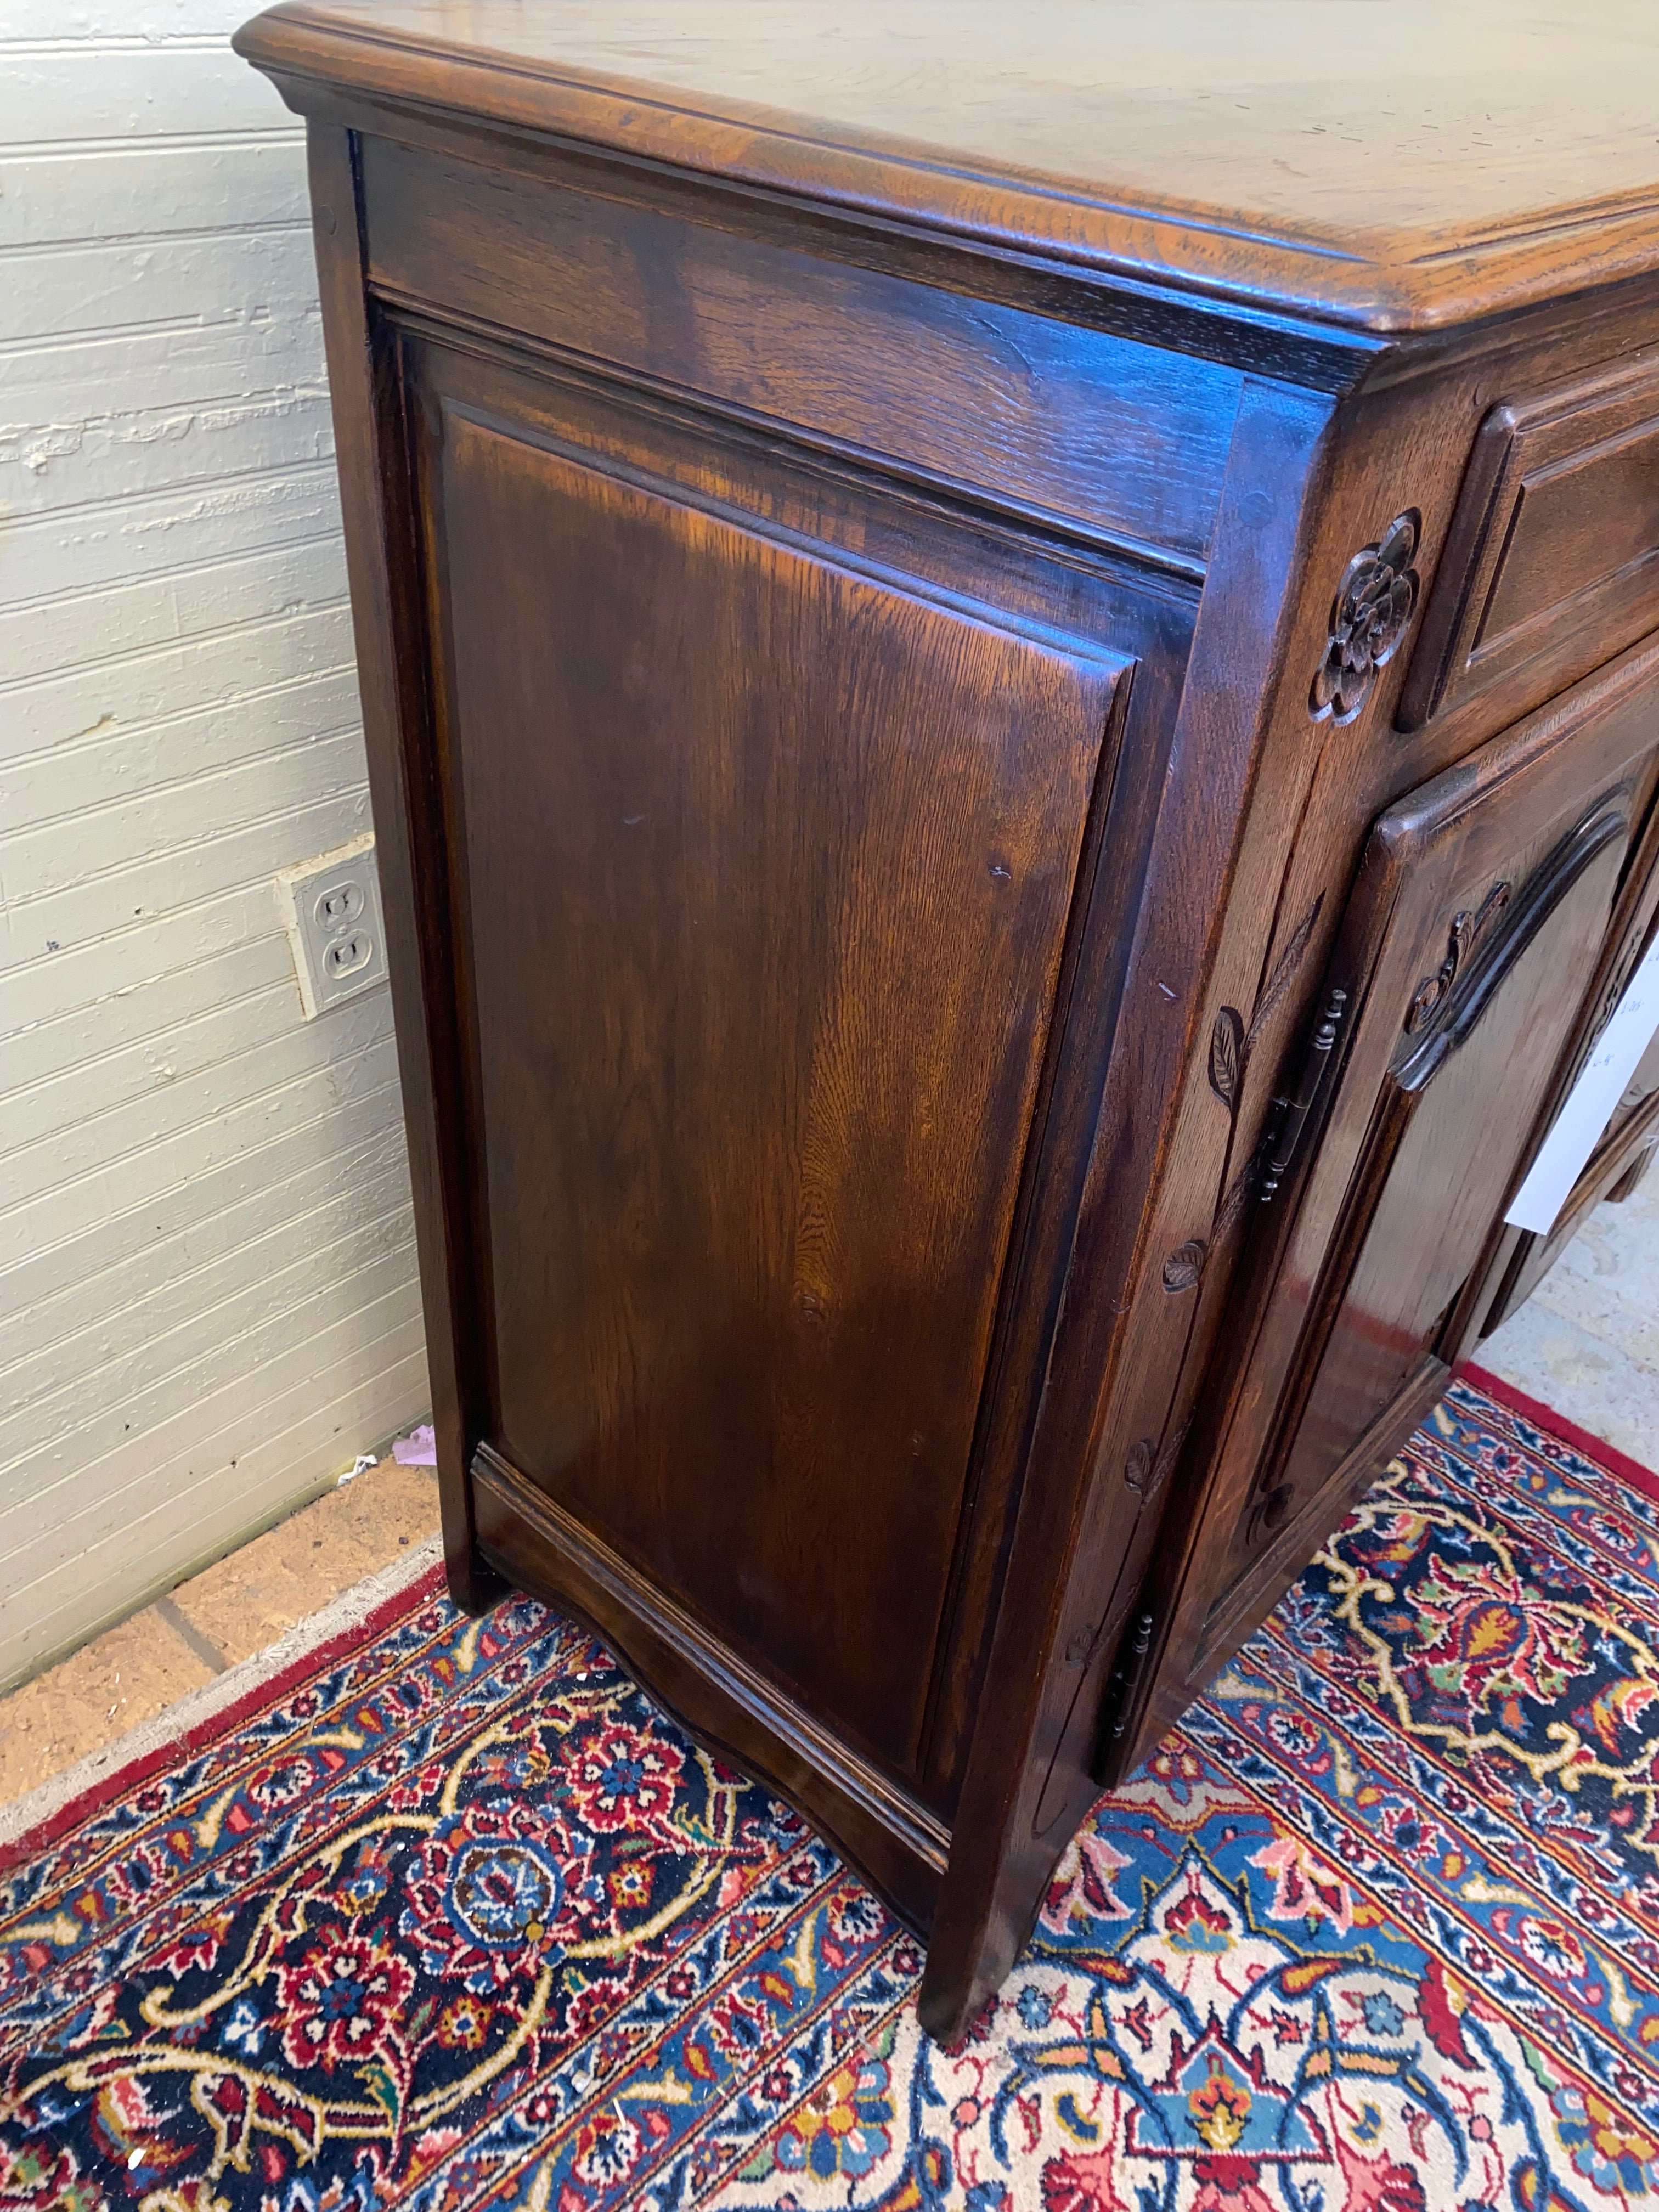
top-left (238, 0), bottom-right (1659, 2039)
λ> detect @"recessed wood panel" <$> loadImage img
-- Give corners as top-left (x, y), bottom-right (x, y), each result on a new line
top-left (1271, 819), bottom-right (1624, 1531)
top-left (1474, 777), bottom-right (1659, 1340)
top-left (1401, 354), bottom-right (1659, 733)
top-left (1480, 422), bottom-right (1659, 642)
top-left (422, 393), bottom-right (1126, 1778)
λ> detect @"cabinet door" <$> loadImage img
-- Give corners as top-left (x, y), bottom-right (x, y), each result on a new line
top-left (1146, 652), bottom-right (1659, 1712)
top-left (408, 343), bottom-right (1132, 1784)
top-left (1474, 781), bottom-right (1659, 1338)
top-left (1268, 804), bottom-right (1623, 1537)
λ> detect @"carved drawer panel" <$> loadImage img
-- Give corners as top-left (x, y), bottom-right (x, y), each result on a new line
top-left (1401, 352), bottom-right (1659, 734)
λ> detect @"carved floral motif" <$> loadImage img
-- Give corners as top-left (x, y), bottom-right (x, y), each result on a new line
top-left (1310, 511), bottom-right (1421, 725)
top-left (1405, 879), bottom-right (1513, 1036)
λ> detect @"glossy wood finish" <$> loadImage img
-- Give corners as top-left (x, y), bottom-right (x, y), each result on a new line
top-left (1402, 353), bottom-right (1659, 733)
top-left (1223, 702), bottom-right (1641, 1610)
top-left (419, 358), bottom-right (1127, 1779)
top-left (241, 0), bottom-right (1659, 2040)
top-left (363, 136), bottom-right (1241, 572)
top-left (1124, 639), bottom-right (1659, 1762)
top-left (241, 1), bottom-right (1659, 331)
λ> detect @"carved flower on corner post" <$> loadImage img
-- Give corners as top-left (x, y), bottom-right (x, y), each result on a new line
top-left (1310, 510), bottom-right (1420, 725)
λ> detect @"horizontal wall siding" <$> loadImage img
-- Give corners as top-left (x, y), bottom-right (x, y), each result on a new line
top-left (0, 4), bottom-right (428, 1687)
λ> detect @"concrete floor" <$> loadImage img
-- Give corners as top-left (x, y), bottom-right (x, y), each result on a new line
top-left (0, 1454), bottom-right (442, 1810)
top-left (1480, 1164), bottom-right (1659, 1468)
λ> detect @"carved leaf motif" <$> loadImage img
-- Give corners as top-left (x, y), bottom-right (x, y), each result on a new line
top-left (1404, 879), bottom-right (1512, 1037)
top-left (1126, 1414), bottom-right (1194, 1505)
top-left (1211, 1141), bottom-right (1267, 1248)
top-left (1209, 1007), bottom-right (1244, 1109)
top-left (1162, 1239), bottom-right (1206, 1293)
top-left (1149, 1414), bottom-right (1195, 1505)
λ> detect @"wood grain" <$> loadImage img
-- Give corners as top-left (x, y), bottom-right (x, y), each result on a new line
top-left (1125, 640), bottom-right (1659, 1750)
top-left (362, 136), bottom-right (1241, 573)
top-left (238, 0), bottom-right (1659, 331)
top-left (420, 380), bottom-right (1125, 1778)
top-left (1402, 350), bottom-right (1659, 732)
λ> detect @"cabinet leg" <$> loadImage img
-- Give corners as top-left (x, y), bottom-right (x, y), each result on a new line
top-left (447, 1547), bottom-right (512, 1617)
top-left (438, 1453), bottom-right (511, 1615)
top-left (917, 1808), bottom-right (1082, 2044)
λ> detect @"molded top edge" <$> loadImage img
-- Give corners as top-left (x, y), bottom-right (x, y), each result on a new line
top-left (235, 0), bottom-right (1659, 336)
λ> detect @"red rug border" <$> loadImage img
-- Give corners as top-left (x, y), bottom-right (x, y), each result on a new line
top-left (0, 1558), bottom-right (448, 1882)
top-left (1460, 1361), bottom-right (1659, 1504)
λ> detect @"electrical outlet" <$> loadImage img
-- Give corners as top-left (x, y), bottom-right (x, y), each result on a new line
top-left (276, 834), bottom-right (390, 1018)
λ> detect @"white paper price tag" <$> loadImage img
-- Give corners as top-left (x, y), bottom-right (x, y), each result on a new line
top-left (1505, 928), bottom-right (1659, 1235)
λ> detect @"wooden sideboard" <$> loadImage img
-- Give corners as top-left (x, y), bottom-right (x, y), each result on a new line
top-left (238, 0), bottom-right (1659, 2040)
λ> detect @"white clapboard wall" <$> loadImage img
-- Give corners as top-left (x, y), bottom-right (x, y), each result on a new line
top-left (0, 1), bottom-right (429, 1688)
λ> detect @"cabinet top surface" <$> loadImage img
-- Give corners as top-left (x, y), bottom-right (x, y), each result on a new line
top-left (238, 0), bottom-right (1659, 337)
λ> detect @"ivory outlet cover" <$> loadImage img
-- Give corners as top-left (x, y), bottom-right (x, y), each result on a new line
top-left (276, 834), bottom-right (390, 1018)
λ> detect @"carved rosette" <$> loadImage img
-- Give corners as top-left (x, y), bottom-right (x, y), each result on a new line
top-left (1310, 511), bottom-right (1421, 725)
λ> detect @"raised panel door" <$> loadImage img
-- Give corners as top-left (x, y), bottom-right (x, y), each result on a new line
top-left (411, 358), bottom-right (1131, 1783)
top-left (1106, 644), bottom-right (1659, 1772)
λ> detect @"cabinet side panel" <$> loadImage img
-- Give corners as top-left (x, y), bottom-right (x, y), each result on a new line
top-left (425, 394), bottom-right (1124, 1776)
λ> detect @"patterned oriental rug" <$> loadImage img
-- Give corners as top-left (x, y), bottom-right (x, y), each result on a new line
top-left (4, 1373), bottom-right (1659, 2212)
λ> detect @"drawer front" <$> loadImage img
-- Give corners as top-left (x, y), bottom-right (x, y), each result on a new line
top-left (1402, 353), bottom-right (1659, 733)
top-left (358, 135), bottom-right (1241, 569)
